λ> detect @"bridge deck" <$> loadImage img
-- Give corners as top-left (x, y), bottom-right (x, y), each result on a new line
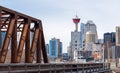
top-left (0, 63), bottom-right (111, 73)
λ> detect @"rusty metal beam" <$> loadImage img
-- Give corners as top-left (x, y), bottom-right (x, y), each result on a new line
top-left (29, 26), bottom-right (40, 63)
top-left (0, 14), bottom-right (15, 63)
top-left (0, 8), bottom-right (2, 50)
top-left (11, 15), bottom-right (17, 63)
top-left (25, 20), bottom-right (30, 63)
top-left (41, 30), bottom-right (49, 63)
top-left (17, 21), bottom-right (29, 63)
top-left (36, 32), bottom-right (42, 63)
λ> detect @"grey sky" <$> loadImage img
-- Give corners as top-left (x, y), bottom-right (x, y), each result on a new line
top-left (0, 0), bottom-right (120, 52)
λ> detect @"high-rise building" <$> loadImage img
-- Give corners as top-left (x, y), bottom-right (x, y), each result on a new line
top-left (49, 38), bottom-right (62, 59)
top-left (85, 20), bottom-right (98, 43)
top-left (85, 31), bottom-right (96, 51)
top-left (103, 32), bottom-right (116, 61)
top-left (58, 41), bottom-right (62, 58)
top-left (104, 32), bottom-right (116, 45)
top-left (80, 23), bottom-right (85, 48)
top-left (46, 44), bottom-right (49, 55)
top-left (80, 20), bottom-right (98, 49)
top-left (116, 26), bottom-right (120, 46)
top-left (115, 26), bottom-right (120, 59)
top-left (49, 38), bottom-right (58, 59)
top-left (71, 15), bottom-right (81, 60)
top-left (71, 32), bottom-right (81, 59)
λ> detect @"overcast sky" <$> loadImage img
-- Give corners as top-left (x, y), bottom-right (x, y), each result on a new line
top-left (0, 0), bottom-right (120, 52)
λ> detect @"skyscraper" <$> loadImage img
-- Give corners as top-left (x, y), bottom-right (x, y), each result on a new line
top-left (80, 20), bottom-right (98, 49)
top-left (103, 32), bottom-right (116, 60)
top-left (80, 23), bottom-right (85, 48)
top-left (49, 38), bottom-right (62, 59)
top-left (116, 26), bottom-right (120, 46)
top-left (115, 26), bottom-right (120, 59)
top-left (85, 20), bottom-right (98, 43)
top-left (46, 44), bottom-right (49, 55)
top-left (71, 16), bottom-right (81, 60)
top-left (85, 31), bottom-right (96, 51)
top-left (104, 32), bottom-right (116, 45)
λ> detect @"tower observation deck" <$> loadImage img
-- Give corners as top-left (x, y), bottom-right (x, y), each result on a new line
top-left (73, 15), bottom-right (80, 32)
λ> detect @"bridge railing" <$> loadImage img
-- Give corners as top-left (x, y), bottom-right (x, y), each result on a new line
top-left (0, 63), bottom-right (111, 73)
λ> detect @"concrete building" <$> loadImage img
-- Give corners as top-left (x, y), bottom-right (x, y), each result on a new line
top-left (85, 20), bottom-right (98, 43)
top-left (92, 43), bottom-right (104, 62)
top-left (71, 16), bottom-right (81, 60)
top-left (115, 26), bottom-right (120, 62)
top-left (85, 31), bottom-right (96, 51)
top-left (71, 31), bottom-right (81, 59)
top-left (80, 20), bottom-right (98, 49)
top-left (116, 26), bottom-right (120, 46)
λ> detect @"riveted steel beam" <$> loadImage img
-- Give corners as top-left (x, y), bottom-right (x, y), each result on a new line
top-left (29, 26), bottom-right (40, 63)
top-left (25, 20), bottom-right (30, 63)
top-left (0, 8), bottom-right (2, 50)
top-left (41, 30), bottom-right (49, 63)
top-left (36, 31), bottom-right (42, 63)
top-left (0, 14), bottom-right (15, 63)
top-left (17, 20), bottom-right (29, 63)
top-left (11, 15), bottom-right (17, 63)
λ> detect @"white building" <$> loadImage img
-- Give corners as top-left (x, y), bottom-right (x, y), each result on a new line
top-left (80, 20), bottom-right (98, 49)
top-left (70, 16), bottom-right (81, 60)
top-left (71, 31), bottom-right (81, 60)
top-left (85, 20), bottom-right (98, 43)
top-left (85, 31), bottom-right (96, 51)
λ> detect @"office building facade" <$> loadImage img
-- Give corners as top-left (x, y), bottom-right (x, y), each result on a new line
top-left (49, 38), bottom-right (62, 59)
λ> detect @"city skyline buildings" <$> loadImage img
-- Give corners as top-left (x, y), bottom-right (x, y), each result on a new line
top-left (1, 0), bottom-right (120, 53)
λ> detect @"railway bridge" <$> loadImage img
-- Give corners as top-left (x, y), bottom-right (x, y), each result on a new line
top-left (0, 6), bottom-right (111, 73)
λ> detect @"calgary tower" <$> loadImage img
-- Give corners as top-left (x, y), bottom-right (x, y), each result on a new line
top-left (73, 15), bottom-right (80, 31)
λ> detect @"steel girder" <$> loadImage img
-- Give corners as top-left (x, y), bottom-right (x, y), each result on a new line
top-left (0, 6), bottom-right (48, 63)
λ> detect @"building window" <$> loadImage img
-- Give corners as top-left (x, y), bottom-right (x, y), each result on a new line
top-left (75, 41), bottom-right (77, 43)
top-left (75, 44), bottom-right (77, 46)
